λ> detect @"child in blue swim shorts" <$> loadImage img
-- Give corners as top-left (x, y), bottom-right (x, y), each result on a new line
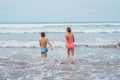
top-left (39, 32), bottom-right (53, 61)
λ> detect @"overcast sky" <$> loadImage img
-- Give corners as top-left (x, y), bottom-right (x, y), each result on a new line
top-left (0, 0), bottom-right (120, 22)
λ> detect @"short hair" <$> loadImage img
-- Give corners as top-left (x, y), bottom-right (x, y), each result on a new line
top-left (67, 27), bottom-right (71, 33)
top-left (41, 32), bottom-right (45, 37)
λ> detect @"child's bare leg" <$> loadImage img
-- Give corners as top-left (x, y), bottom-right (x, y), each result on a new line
top-left (43, 53), bottom-right (47, 61)
top-left (71, 48), bottom-right (75, 64)
top-left (45, 53), bottom-right (47, 58)
top-left (67, 49), bottom-right (71, 62)
top-left (41, 54), bottom-right (46, 61)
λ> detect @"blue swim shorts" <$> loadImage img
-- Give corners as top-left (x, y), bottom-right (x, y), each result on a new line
top-left (40, 48), bottom-right (48, 55)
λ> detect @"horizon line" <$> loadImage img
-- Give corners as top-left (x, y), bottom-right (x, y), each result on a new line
top-left (0, 21), bottom-right (120, 24)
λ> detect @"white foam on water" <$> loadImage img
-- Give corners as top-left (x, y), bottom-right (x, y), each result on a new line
top-left (0, 40), bottom-right (120, 48)
top-left (0, 47), bottom-right (120, 80)
top-left (0, 23), bottom-right (120, 33)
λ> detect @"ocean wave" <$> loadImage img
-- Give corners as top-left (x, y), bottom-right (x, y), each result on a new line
top-left (0, 23), bottom-right (120, 34)
top-left (0, 40), bottom-right (120, 48)
top-left (0, 30), bottom-right (120, 34)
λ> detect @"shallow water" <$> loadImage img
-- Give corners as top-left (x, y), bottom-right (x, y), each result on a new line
top-left (0, 23), bottom-right (120, 80)
top-left (0, 47), bottom-right (120, 80)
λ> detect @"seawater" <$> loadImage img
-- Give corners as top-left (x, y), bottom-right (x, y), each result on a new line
top-left (0, 23), bottom-right (120, 48)
top-left (0, 23), bottom-right (120, 80)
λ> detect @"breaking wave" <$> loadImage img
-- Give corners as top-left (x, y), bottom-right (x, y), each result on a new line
top-left (0, 40), bottom-right (120, 48)
top-left (0, 23), bottom-right (120, 33)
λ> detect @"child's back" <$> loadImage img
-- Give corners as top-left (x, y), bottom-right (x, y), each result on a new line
top-left (39, 32), bottom-right (53, 61)
top-left (65, 27), bottom-right (75, 64)
top-left (40, 37), bottom-right (47, 49)
top-left (66, 33), bottom-right (74, 49)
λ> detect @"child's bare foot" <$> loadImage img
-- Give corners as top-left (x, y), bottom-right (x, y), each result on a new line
top-left (71, 60), bottom-right (75, 64)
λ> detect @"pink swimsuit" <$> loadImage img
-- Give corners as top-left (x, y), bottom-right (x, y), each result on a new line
top-left (67, 38), bottom-right (74, 49)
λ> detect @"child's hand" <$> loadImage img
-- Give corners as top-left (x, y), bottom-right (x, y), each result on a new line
top-left (51, 47), bottom-right (54, 51)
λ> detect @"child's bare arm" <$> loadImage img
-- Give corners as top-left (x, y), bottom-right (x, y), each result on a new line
top-left (47, 39), bottom-right (53, 50)
top-left (72, 34), bottom-right (75, 42)
top-left (65, 34), bottom-right (68, 45)
top-left (47, 39), bottom-right (53, 47)
top-left (39, 40), bottom-right (41, 47)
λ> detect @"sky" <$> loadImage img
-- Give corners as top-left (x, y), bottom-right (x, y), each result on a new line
top-left (0, 0), bottom-right (120, 22)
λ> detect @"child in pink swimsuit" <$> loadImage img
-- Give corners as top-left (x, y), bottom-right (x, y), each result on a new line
top-left (65, 27), bottom-right (75, 64)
